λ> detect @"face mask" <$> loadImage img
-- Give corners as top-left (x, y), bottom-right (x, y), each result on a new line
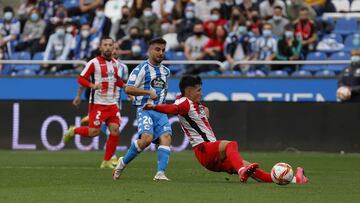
top-left (130, 33), bottom-right (139, 39)
top-left (238, 26), bottom-right (247, 34)
top-left (66, 26), bottom-right (73, 33)
top-left (263, 30), bottom-right (272, 37)
top-left (81, 30), bottom-right (90, 38)
top-left (252, 15), bottom-right (259, 22)
top-left (131, 45), bottom-right (141, 55)
top-left (194, 31), bottom-right (203, 36)
top-left (269, 0), bottom-right (275, 4)
top-left (144, 10), bottom-right (152, 18)
top-left (232, 15), bottom-right (240, 21)
top-left (210, 14), bottom-right (219, 21)
top-left (161, 23), bottom-right (170, 33)
top-left (285, 31), bottom-right (294, 38)
top-left (96, 11), bottom-right (104, 17)
top-left (300, 18), bottom-right (308, 23)
top-left (122, 14), bottom-right (129, 19)
top-left (58, 12), bottom-right (66, 18)
top-left (30, 13), bottom-right (39, 21)
top-left (4, 12), bottom-right (13, 20)
top-left (273, 16), bottom-right (282, 21)
top-left (185, 11), bottom-right (194, 19)
top-left (144, 34), bottom-right (152, 40)
top-left (56, 28), bottom-right (65, 36)
top-left (351, 56), bottom-right (360, 63)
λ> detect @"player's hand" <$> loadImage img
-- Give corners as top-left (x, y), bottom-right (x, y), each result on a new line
top-left (72, 95), bottom-right (81, 107)
top-left (143, 103), bottom-right (155, 110)
top-left (149, 91), bottom-right (158, 100)
top-left (91, 83), bottom-right (101, 90)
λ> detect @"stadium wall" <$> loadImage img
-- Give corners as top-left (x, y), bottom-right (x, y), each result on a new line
top-left (1, 101), bottom-right (359, 152)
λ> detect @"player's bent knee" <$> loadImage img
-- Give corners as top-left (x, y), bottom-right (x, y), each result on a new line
top-left (160, 134), bottom-right (171, 146)
top-left (89, 128), bottom-right (101, 137)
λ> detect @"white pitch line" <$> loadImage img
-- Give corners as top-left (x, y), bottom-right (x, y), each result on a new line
top-left (0, 166), bottom-right (100, 170)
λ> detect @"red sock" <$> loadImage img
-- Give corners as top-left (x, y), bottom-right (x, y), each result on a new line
top-left (252, 169), bottom-right (273, 182)
top-left (225, 141), bottom-right (244, 172)
top-left (104, 134), bottom-right (119, 161)
top-left (74, 126), bottom-right (90, 137)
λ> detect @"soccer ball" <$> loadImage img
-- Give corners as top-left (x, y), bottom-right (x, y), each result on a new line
top-left (271, 163), bottom-right (294, 185)
top-left (336, 86), bottom-right (351, 101)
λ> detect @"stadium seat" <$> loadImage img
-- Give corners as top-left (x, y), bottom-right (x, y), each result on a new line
top-left (314, 70), bottom-right (336, 76)
top-left (343, 34), bottom-right (360, 51)
top-left (166, 51), bottom-right (186, 74)
top-left (63, 0), bottom-right (79, 9)
top-left (322, 33), bottom-right (343, 43)
top-left (245, 70), bottom-right (266, 77)
top-left (328, 51), bottom-right (350, 72)
top-left (332, 0), bottom-right (350, 12)
top-left (11, 52), bottom-right (32, 72)
top-left (333, 18), bottom-right (358, 35)
top-left (30, 52), bottom-right (45, 72)
top-left (350, 0), bottom-right (360, 11)
top-left (291, 70), bottom-right (312, 77)
top-left (301, 52), bottom-right (328, 72)
top-left (268, 70), bottom-right (289, 77)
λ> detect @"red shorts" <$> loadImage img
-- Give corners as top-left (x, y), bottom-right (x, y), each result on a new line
top-left (88, 104), bottom-right (120, 128)
top-left (193, 141), bottom-right (236, 174)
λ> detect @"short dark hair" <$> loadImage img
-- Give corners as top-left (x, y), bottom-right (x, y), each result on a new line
top-left (3, 6), bottom-right (14, 13)
top-left (149, 37), bottom-right (167, 46)
top-left (179, 75), bottom-right (202, 95)
top-left (100, 36), bottom-right (114, 44)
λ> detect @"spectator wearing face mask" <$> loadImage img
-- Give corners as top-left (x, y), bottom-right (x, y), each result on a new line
top-left (74, 23), bottom-right (94, 61)
top-left (275, 24), bottom-right (302, 71)
top-left (90, 6), bottom-right (112, 40)
top-left (0, 6), bottom-right (21, 59)
top-left (17, 0), bottom-right (38, 30)
top-left (254, 23), bottom-right (277, 62)
top-left (110, 5), bottom-right (139, 41)
top-left (259, 0), bottom-right (286, 20)
top-left (203, 8), bottom-right (227, 38)
top-left (176, 5), bottom-right (202, 50)
top-left (294, 7), bottom-right (317, 55)
top-left (151, 0), bottom-right (175, 22)
top-left (16, 8), bottom-right (46, 56)
top-left (268, 6), bottom-right (289, 37)
top-left (228, 7), bottom-right (245, 33)
top-left (135, 5), bottom-right (161, 37)
top-left (338, 50), bottom-right (360, 102)
top-left (118, 26), bottom-right (146, 61)
top-left (43, 23), bottom-right (73, 73)
top-left (246, 8), bottom-right (262, 37)
top-left (172, 0), bottom-right (193, 21)
top-left (224, 22), bottom-right (256, 72)
top-left (238, 0), bottom-right (259, 20)
top-left (287, 0), bottom-right (316, 22)
top-left (194, 0), bottom-right (220, 22)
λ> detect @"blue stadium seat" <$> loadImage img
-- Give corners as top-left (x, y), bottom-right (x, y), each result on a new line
top-left (63, 0), bottom-right (79, 9)
top-left (314, 70), bottom-right (336, 76)
top-left (328, 51), bottom-right (350, 72)
top-left (166, 51), bottom-right (186, 74)
top-left (29, 52), bottom-right (45, 72)
top-left (268, 70), bottom-right (289, 77)
top-left (11, 51), bottom-right (32, 71)
top-left (245, 70), bottom-right (266, 77)
top-left (343, 34), bottom-right (360, 51)
top-left (291, 70), bottom-right (312, 77)
top-left (323, 33), bottom-right (343, 43)
top-left (333, 18), bottom-right (358, 35)
top-left (301, 52), bottom-right (328, 72)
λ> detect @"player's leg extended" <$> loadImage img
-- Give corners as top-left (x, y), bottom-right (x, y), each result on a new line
top-left (101, 123), bottom-right (119, 169)
top-left (154, 134), bottom-right (171, 181)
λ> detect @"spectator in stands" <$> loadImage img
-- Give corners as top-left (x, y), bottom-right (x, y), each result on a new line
top-left (17, 0), bottom-right (38, 30)
top-left (203, 8), bottom-right (227, 38)
top-left (110, 5), bottom-right (138, 41)
top-left (268, 6), bottom-right (289, 37)
top-left (338, 50), bottom-right (360, 102)
top-left (163, 24), bottom-right (179, 51)
top-left (224, 22), bottom-right (256, 72)
top-left (0, 6), bottom-right (21, 59)
top-left (238, 0), bottom-right (259, 20)
top-left (228, 6), bottom-right (246, 33)
top-left (43, 23), bottom-right (73, 73)
top-left (194, 0), bottom-right (220, 22)
top-left (38, 0), bottom-right (62, 22)
top-left (254, 23), bottom-right (277, 65)
top-left (287, 0), bottom-right (316, 22)
top-left (118, 26), bottom-right (146, 61)
top-left (66, 0), bottom-right (103, 16)
top-left (176, 5), bottom-right (202, 50)
top-left (130, 0), bottom-right (150, 18)
top-left (135, 5), bottom-right (161, 37)
top-left (202, 25), bottom-right (227, 72)
top-left (184, 22), bottom-right (209, 74)
top-left (44, 4), bottom-right (72, 39)
top-left (218, 0), bottom-right (232, 20)
top-left (104, 0), bottom-right (133, 23)
top-left (294, 7), bottom-right (317, 55)
top-left (90, 5), bottom-right (112, 39)
top-left (275, 23), bottom-right (302, 71)
top-left (172, 0), bottom-right (193, 21)
top-left (259, 0), bottom-right (286, 20)
top-left (143, 28), bottom-right (153, 45)
top-left (73, 23), bottom-right (94, 61)
top-left (152, 0), bottom-right (175, 22)
top-left (246, 8), bottom-right (262, 37)
top-left (15, 8), bottom-right (46, 55)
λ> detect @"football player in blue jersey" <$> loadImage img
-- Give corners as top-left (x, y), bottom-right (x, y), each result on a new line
top-left (113, 38), bottom-right (173, 181)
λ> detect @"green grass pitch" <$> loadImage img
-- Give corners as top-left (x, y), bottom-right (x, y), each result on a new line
top-left (0, 150), bottom-right (359, 203)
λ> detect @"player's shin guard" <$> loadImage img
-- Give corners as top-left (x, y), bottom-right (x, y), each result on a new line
top-left (123, 140), bottom-right (142, 165)
top-left (104, 134), bottom-right (119, 161)
top-left (157, 145), bottom-right (171, 172)
top-left (74, 126), bottom-right (90, 137)
top-left (225, 141), bottom-right (244, 172)
top-left (252, 169), bottom-right (273, 182)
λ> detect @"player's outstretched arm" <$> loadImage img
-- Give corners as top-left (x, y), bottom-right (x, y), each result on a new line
top-left (125, 86), bottom-right (157, 100)
top-left (143, 103), bottom-right (180, 115)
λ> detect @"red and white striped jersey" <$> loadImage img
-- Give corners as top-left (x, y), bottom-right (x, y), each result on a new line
top-left (174, 97), bottom-right (217, 147)
top-left (80, 56), bottom-right (123, 105)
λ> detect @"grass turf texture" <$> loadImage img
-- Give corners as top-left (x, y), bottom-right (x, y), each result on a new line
top-left (0, 151), bottom-right (359, 203)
